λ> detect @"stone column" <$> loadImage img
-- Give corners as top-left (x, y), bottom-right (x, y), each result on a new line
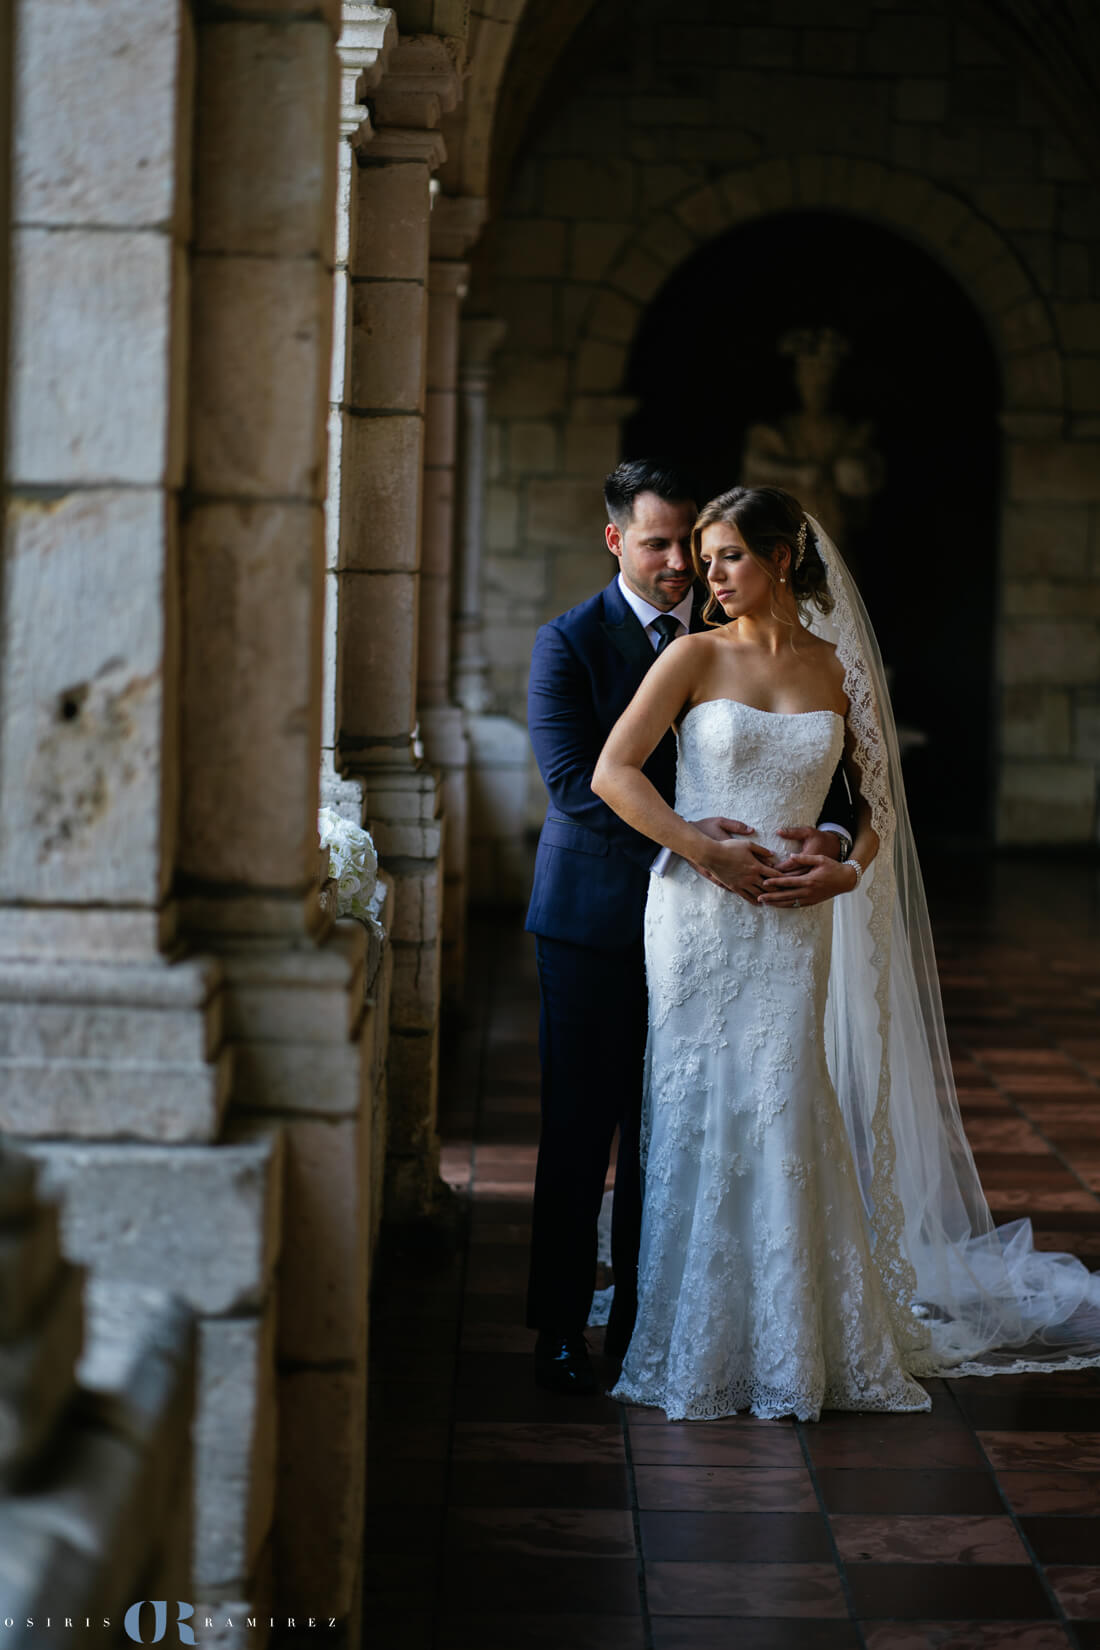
top-left (179, 5), bottom-right (387, 1636)
top-left (453, 316), bottom-right (506, 716)
top-left (452, 316), bottom-right (533, 901)
top-left (337, 37), bottom-right (460, 1225)
top-left (419, 196), bottom-right (486, 1003)
top-left (322, 3), bottom-right (397, 820)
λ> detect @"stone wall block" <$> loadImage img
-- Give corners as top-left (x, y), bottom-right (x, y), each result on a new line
top-left (1001, 298), bottom-right (1056, 355)
top-left (350, 279), bottom-right (428, 410)
top-left (195, 20), bottom-right (337, 260)
top-left (1056, 303), bottom-right (1100, 352)
top-left (277, 1117), bottom-right (368, 1364)
top-left (1001, 686), bottom-right (1073, 758)
top-left (1001, 503), bottom-right (1091, 578)
top-left (674, 185), bottom-right (727, 242)
top-left (526, 478), bottom-right (609, 547)
top-left (970, 255), bottom-right (1033, 316)
top-left (563, 420), bottom-right (620, 478)
top-left (1009, 444), bottom-right (1100, 503)
top-left (340, 415), bottom-right (424, 569)
top-left (24, 1132), bottom-right (284, 1316)
top-left (507, 421), bottom-right (558, 475)
top-left (542, 157), bottom-right (635, 220)
top-left (588, 289), bottom-right (641, 345)
top-left (14, 0), bottom-right (194, 231)
top-left (193, 1300), bottom-right (276, 1589)
top-left (1001, 620), bottom-right (1100, 685)
top-left (180, 502), bottom-right (324, 889)
top-left (234, 1037), bottom-right (365, 1118)
top-left (276, 1369), bottom-right (364, 1618)
top-left (0, 489), bottom-right (173, 906)
top-left (570, 222), bottom-right (631, 282)
top-left (190, 257), bottom-right (331, 499)
top-left (390, 940), bottom-right (441, 1032)
top-left (607, 248), bottom-right (668, 306)
top-left (865, 13), bottom-right (951, 73)
top-left (575, 338), bottom-right (626, 393)
top-left (998, 760), bottom-right (1097, 842)
top-left (491, 354), bottom-right (570, 419)
top-left (338, 570), bottom-right (419, 745)
top-left (355, 157), bottom-right (431, 279)
top-left (9, 230), bottom-right (181, 487)
top-left (1003, 351), bottom-right (1065, 411)
top-left (636, 212), bottom-right (697, 271)
top-left (1068, 359), bottom-right (1100, 414)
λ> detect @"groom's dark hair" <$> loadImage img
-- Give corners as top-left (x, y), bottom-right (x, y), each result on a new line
top-left (604, 459), bottom-right (696, 529)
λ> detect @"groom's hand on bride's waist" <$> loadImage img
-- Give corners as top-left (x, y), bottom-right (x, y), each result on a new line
top-left (686, 818), bottom-right (775, 904)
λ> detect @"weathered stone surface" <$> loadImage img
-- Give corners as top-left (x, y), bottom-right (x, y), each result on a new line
top-left (180, 501), bottom-right (324, 889)
top-left (1001, 620), bottom-right (1100, 685)
top-left (189, 255), bottom-right (331, 499)
top-left (350, 278), bottom-right (428, 410)
top-left (339, 414), bottom-right (424, 569)
top-left (337, 570), bottom-right (418, 743)
top-left (1001, 686), bottom-right (1073, 759)
top-left (276, 1117), bottom-right (368, 1364)
top-left (1009, 443), bottom-right (1100, 502)
top-left (9, 230), bottom-right (184, 487)
top-left (1001, 503), bottom-right (1091, 579)
top-left (276, 1369), bottom-right (364, 1617)
top-left (193, 1301), bottom-right (276, 1589)
top-left (14, 0), bottom-right (193, 231)
top-left (998, 759), bottom-right (1097, 842)
top-left (24, 1132), bottom-right (284, 1315)
top-left (0, 489), bottom-right (172, 906)
top-left (195, 20), bottom-right (336, 259)
top-left (222, 924), bottom-right (366, 1045)
top-left (355, 155), bottom-right (431, 279)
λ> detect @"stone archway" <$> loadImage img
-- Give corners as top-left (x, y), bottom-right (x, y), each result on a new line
top-left (546, 156), bottom-right (1094, 847)
top-left (567, 155), bottom-right (1064, 428)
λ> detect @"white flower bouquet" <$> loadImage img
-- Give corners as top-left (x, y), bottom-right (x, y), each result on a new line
top-left (318, 806), bottom-right (385, 938)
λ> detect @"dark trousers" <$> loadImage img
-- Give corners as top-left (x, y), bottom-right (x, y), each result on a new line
top-left (525, 933), bottom-right (647, 1343)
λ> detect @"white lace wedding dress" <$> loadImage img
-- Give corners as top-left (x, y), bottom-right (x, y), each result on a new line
top-left (610, 698), bottom-right (932, 1422)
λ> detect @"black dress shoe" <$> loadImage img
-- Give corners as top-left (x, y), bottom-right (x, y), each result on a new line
top-left (534, 1331), bottom-right (597, 1395)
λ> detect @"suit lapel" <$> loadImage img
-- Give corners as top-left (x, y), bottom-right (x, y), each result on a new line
top-left (600, 580), bottom-right (658, 678)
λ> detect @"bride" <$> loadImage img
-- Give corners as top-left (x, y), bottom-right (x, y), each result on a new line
top-left (591, 484), bottom-right (1100, 1423)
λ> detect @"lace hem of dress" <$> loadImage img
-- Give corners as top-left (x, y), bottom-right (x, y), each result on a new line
top-left (609, 1370), bottom-right (931, 1423)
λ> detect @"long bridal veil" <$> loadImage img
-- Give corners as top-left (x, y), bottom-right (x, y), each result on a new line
top-left (807, 515), bottom-right (1100, 1376)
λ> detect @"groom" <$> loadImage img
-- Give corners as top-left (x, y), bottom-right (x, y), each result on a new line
top-left (524, 460), bottom-right (855, 1394)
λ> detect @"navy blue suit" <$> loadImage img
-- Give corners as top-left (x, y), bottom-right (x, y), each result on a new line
top-left (523, 577), bottom-right (853, 1343)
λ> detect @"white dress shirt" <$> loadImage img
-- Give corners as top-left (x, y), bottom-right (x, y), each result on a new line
top-left (611, 574), bottom-right (851, 876)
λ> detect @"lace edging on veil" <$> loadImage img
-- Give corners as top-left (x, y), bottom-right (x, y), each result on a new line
top-left (807, 515), bottom-right (1100, 1377)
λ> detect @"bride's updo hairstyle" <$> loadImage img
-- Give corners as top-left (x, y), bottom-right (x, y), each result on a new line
top-left (691, 486), bottom-right (834, 627)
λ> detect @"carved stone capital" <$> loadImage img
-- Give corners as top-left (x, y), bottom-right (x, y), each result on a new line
top-left (429, 193), bottom-right (487, 261)
top-left (338, 5), bottom-right (398, 144)
top-left (371, 35), bottom-right (462, 133)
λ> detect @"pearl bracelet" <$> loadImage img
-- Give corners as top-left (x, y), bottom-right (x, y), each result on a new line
top-left (847, 858), bottom-right (864, 885)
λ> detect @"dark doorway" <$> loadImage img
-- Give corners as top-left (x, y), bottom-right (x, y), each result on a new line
top-left (623, 209), bottom-right (1001, 848)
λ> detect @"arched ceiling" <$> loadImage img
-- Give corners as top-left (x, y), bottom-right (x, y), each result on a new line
top-left (436, 0), bottom-right (1100, 214)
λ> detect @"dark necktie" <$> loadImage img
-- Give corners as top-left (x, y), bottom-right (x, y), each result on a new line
top-left (651, 614), bottom-right (681, 655)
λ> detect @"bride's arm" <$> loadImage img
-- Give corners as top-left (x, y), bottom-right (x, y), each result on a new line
top-left (591, 642), bottom-right (775, 891)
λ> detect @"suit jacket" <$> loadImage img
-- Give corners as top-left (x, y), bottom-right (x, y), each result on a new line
top-left (524, 577), bottom-right (854, 951)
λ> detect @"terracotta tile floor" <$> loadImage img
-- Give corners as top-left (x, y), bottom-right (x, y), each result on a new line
top-left (364, 859), bottom-right (1100, 1649)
